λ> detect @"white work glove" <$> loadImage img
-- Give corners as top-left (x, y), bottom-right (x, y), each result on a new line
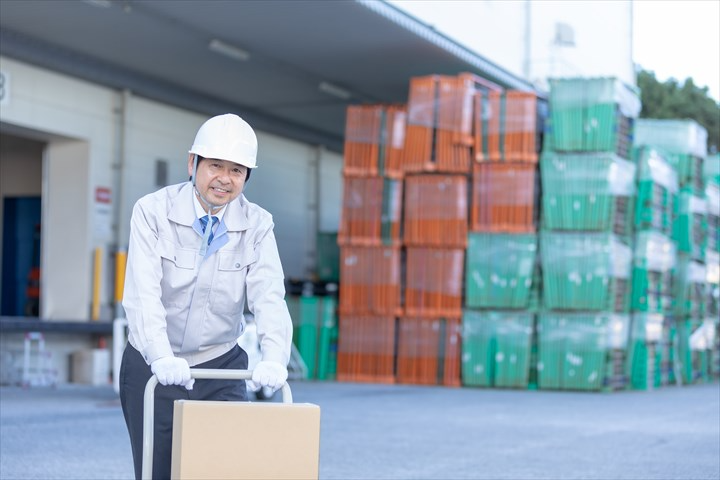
top-left (151, 356), bottom-right (195, 390)
top-left (247, 361), bottom-right (288, 393)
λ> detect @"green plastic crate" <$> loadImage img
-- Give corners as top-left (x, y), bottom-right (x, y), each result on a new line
top-left (547, 77), bottom-right (640, 159)
top-left (289, 295), bottom-right (338, 380)
top-left (461, 310), bottom-right (534, 388)
top-left (634, 119), bottom-right (707, 161)
top-left (540, 152), bottom-right (636, 236)
top-left (627, 313), bottom-right (664, 390)
top-left (704, 153), bottom-right (720, 184)
top-left (633, 146), bottom-right (678, 236)
top-left (674, 191), bottom-right (708, 261)
top-left (673, 255), bottom-right (707, 319)
top-left (706, 181), bottom-right (720, 253)
top-left (630, 231), bottom-right (676, 313)
top-left (536, 312), bottom-right (630, 391)
top-left (316, 231), bottom-right (340, 282)
top-left (540, 232), bottom-right (632, 312)
top-left (465, 233), bottom-right (538, 309)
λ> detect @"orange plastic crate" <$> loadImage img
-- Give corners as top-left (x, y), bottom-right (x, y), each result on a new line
top-left (400, 75), bottom-right (476, 174)
top-left (343, 104), bottom-right (406, 179)
top-left (404, 247), bottom-right (464, 318)
top-left (396, 317), bottom-right (461, 386)
top-left (337, 177), bottom-right (402, 247)
top-left (474, 90), bottom-right (538, 163)
top-left (338, 246), bottom-right (402, 316)
top-left (336, 315), bottom-right (396, 384)
top-left (470, 162), bottom-right (537, 233)
top-left (403, 174), bottom-right (468, 248)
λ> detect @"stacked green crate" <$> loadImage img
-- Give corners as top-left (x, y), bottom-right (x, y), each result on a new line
top-left (674, 191), bottom-right (708, 262)
top-left (316, 232), bottom-right (340, 282)
top-left (536, 313), bottom-right (630, 391)
top-left (705, 181), bottom-right (720, 255)
top-left (705, 153), bottom-right (720, 184)
top-left (631, 232), bottom-right (676, 313)
top-left (288, 295), bottom-right (338, 380)
top-left (634, 119), bottom-right (712, 389)
top-left (628, 148), bottom-right (679, 390)
top-left (703, 156), bottom-right (719, 380)
top-left (673, 258), bottom-right (707, 384)
top-left (708, 253), bottom-right (720, 379)
top-left (634, 146), bottom-right (678, 237)
top-left (465, 233), bottom-right (538, 310)
top-left (461, 310), bottom-right (534, 388)
top-left (540, 232), bottom-right (633, 312)
top-left (627, 313), bottom-right (664, 389)
top-left (635, 120), bottom-right (708, 196)
top-left (540, 152), bottom-right (636, 238)
top-left (545, 77), bottom-right (640, 159)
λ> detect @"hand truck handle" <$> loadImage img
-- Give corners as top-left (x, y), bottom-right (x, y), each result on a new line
top-left (142, 368), bottom-right (292, 480)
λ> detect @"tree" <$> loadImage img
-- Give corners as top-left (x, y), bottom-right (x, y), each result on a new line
top-left (637, 69), bottom-right (720, 154)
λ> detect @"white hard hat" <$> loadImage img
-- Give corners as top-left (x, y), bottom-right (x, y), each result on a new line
top-left (189, 114), bottom-right (258, 168)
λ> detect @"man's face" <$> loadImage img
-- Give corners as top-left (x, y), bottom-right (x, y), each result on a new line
top-left (188, 155), bottom-right (247, 211)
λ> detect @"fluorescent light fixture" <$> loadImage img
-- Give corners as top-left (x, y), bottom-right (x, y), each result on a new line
top-left (83, 0), bottom-right (112, 7)
top-left (318, 81), bottom-right (351, 100)
top-left (208, 39), bottom-right (250, 62)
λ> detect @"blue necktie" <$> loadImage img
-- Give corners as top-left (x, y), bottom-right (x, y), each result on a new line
top-left (199, 215), bottom-right (218, 256)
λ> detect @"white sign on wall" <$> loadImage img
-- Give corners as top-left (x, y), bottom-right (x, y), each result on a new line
top-left (0, 70), bottom-right (9, 106)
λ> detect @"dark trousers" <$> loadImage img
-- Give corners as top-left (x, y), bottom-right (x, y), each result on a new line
top-left (120, 344), bottom-right (248, 480)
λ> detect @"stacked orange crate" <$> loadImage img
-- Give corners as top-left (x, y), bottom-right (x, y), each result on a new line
top-left (337, 105), bottom-right (406, 384)
top-left (396, 317), bottom-right (463, 387)
top-left (401, 75), bottom-right (477, 174)
top-left (396, 73), bottom-right (487, 386)
top-left (343, 104), bottom-right (406, 178)
top-left (471, 90), bottom-right (539, 233)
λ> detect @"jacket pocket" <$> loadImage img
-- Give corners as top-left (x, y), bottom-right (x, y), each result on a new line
top-left (210, 250), bottom-right (256, 315)
top-left (157, 238), bottom-right (197, 307)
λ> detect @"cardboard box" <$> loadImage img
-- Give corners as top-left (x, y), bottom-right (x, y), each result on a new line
top-left (171, 400), bottom-right (321, 480)
top-left (70, 349), bottom-right (110, 385)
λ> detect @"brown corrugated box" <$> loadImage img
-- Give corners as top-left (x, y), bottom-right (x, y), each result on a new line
top-left (171, 400), bottom-right (320, 480)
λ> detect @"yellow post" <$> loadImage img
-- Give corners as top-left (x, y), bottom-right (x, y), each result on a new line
top-left (92, 247), bottom-right (102, 321)
top-left (115, 249), bottom-right (127, 304)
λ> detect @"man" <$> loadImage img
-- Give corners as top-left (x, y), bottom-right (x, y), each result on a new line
top-left (120, 113), bottom-right (293, 479)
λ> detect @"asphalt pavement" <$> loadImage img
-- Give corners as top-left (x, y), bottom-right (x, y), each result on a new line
top-left (1, 380), bottom-right (718, 480)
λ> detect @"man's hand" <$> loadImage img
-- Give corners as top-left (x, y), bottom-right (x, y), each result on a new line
top-left (248, 361), bottom-right (288, 392)
top-left (151, 356), bottom-right (195, 390)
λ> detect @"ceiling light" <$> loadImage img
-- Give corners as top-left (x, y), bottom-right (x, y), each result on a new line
top-left (208, 39), bottom-right (250, 62)
top-left (82, 0), bottom-right (112, 7)
top-left (318, 81), bottom-right (351, 100)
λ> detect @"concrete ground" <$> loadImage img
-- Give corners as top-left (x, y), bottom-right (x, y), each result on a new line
top-left (0, 380), bottom-right (718, 480)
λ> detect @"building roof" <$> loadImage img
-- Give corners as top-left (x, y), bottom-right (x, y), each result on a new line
top-left (0, 0), bottom-right (536, 152)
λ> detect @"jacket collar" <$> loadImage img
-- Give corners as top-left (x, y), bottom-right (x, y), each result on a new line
top-left (168, 182), bottom-right (250, 231)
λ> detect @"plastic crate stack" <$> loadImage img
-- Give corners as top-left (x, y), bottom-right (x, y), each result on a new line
top-left (462, 87), bottom-right (540, 390)
top-left (634, 119), bottom-right (714, 385)
top-left (286, 291), bottom-right (338, 381)
top-left (537, 77), bottom-right (640, 392)
top-left (398, 74), bottom-right (485, 387)
top-left (705, 154), bottom-right (720, 379)
top-left (625, 147), bottom-right (678, 389)
top-left (336, 104), bottom-right (406, 384)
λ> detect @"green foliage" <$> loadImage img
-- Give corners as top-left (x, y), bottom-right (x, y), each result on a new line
top-left (637, 69), bottom-right (720, 154)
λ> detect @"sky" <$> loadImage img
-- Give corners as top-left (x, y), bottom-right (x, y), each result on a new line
top-left (388, 0), bottom-right (720, 102)
top-left (633, 0), bottom-right (719, 101)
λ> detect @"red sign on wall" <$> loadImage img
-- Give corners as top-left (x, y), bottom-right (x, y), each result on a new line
top-left (95, 187), bottom-right (112, 204)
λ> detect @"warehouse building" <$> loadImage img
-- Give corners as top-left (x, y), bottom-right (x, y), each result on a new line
top-left (0, 0), bottom-right (632, 383)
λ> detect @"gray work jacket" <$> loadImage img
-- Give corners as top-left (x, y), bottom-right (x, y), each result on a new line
top-left (122, 182), bottom-right (292, 367)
